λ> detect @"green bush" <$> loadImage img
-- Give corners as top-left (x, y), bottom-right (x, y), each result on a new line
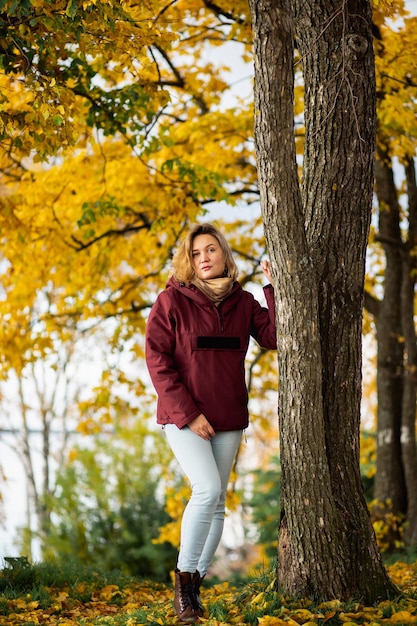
top-left (40, 422), bottom-right (177, 581)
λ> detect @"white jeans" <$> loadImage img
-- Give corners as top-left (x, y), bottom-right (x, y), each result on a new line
top-left (164, 424), bottom-right (242, 576)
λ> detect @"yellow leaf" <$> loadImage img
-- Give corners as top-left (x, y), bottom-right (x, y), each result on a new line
top-left (13, 599), bottom-right (27, 609)
top-left (99, 584), bottom-right (122, 601)
top-left (318, 600), bottom-right (342, 611)
top-left (390, 611), bottom-right (417, 623)
top-left (257, 618), bottom-right (288, 626)
top-left (322, 610), bottom-right (337, 622)
top-left (340, 612), bottom-right (365, 622)
top-left (27, 600), bottom-right (39, 609)
top-left (291, 609), bottom-right (316, 623)
top-left (251, 592), bottom-right (265, 605)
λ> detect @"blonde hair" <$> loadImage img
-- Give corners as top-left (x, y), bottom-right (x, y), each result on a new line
top-left (171, 223), bottom-right (239, 283)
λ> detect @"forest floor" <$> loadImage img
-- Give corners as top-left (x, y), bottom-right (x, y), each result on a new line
top-left (0, 558), bottom-right (416, 625)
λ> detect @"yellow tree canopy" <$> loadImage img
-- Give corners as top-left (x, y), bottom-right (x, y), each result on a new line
top-left (0, 0), bottom-right (176, 161)
top-left (0, 0), bottom-right (252, 165)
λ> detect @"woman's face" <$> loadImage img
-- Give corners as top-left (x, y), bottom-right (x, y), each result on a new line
top-left (192, 234), bottom-right (226, 280)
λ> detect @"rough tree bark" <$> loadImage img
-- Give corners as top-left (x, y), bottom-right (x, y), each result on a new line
top-left (248, 0), bottom-right (397, 601)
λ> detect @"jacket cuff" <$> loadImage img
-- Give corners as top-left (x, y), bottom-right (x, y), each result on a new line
top-left (176, 410), bottom-right (202, 430)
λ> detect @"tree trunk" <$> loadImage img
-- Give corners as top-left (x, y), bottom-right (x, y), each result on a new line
top-left (249, 0), bottom-right (397, 601)
top-left (402, 158), bottom-right (417, 546)
top-left (368, 154), bottom-right (417, 548)
top-left (373, 154), bottom-right (406, 515)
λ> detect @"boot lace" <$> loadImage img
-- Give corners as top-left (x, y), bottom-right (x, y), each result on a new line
top-left (185, 582), bottom-right (200, 612)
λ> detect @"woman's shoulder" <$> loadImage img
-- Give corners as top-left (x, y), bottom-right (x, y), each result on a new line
top-left (154, 277), bottom-right (194, 306)
top-left (234, 282), bottom-right (253, 299)
top-left (234, 283), bottom-right (274, 309)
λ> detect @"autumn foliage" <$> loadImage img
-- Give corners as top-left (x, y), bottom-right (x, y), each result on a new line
top-left (1, 558), bottom-right (417, 625)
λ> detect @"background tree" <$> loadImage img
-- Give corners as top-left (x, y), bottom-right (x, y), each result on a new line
top-left (364, 10), bottom-right (417, 547)
top-left (0, 316), bottom-right (149, 559)
top-left (249, 0), bottom-right (396, 601)
top-left (1, 336), bottom-right (80, 559)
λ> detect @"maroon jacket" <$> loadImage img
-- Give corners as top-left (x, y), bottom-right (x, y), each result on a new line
top-left (145, 277), bottom-right (276, 431)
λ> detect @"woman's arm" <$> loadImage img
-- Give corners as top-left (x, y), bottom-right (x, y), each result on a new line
top-left (145, 293), bottom-right (202, 429)
top-left (250, 260), bottom-right (277, 349)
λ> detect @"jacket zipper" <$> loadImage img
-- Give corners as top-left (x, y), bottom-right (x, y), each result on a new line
top-left (217, 303), bottom-right (224, 333)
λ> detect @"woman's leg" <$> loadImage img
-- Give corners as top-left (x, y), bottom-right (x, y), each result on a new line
top-left (196, 430), bottom-right (242, 576)
top-left (164, 425), bottom-right (241, 574)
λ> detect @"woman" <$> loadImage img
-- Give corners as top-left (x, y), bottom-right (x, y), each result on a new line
top-left (145, 223), bottom-right (276, 622)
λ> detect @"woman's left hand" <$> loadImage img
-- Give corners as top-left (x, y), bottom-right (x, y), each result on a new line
top-left (261, 260), bottom-right (272, 283)
top-left (188, 413), bottom-right (216, 440)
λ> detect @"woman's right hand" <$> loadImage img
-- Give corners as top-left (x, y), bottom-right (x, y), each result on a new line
top-left (188, 414), bottom-right (216, 440)
top-left (260, 259), bottom-right (272, 283)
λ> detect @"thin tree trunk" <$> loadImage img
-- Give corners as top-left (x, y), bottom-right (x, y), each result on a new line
top-left (401, 158), bottom-right (417, 546)
top-left (371, 153), bottom-right (417, 549)
top-left (249, 0), bottom-right (397, 601)
top-left (373, 155), bottom-right (406, 517)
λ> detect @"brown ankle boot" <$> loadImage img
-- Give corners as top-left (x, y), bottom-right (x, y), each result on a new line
top-left (174, 570), bottom-right (201, 622)
top-left (191, 571), bottom-right (205, 616)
